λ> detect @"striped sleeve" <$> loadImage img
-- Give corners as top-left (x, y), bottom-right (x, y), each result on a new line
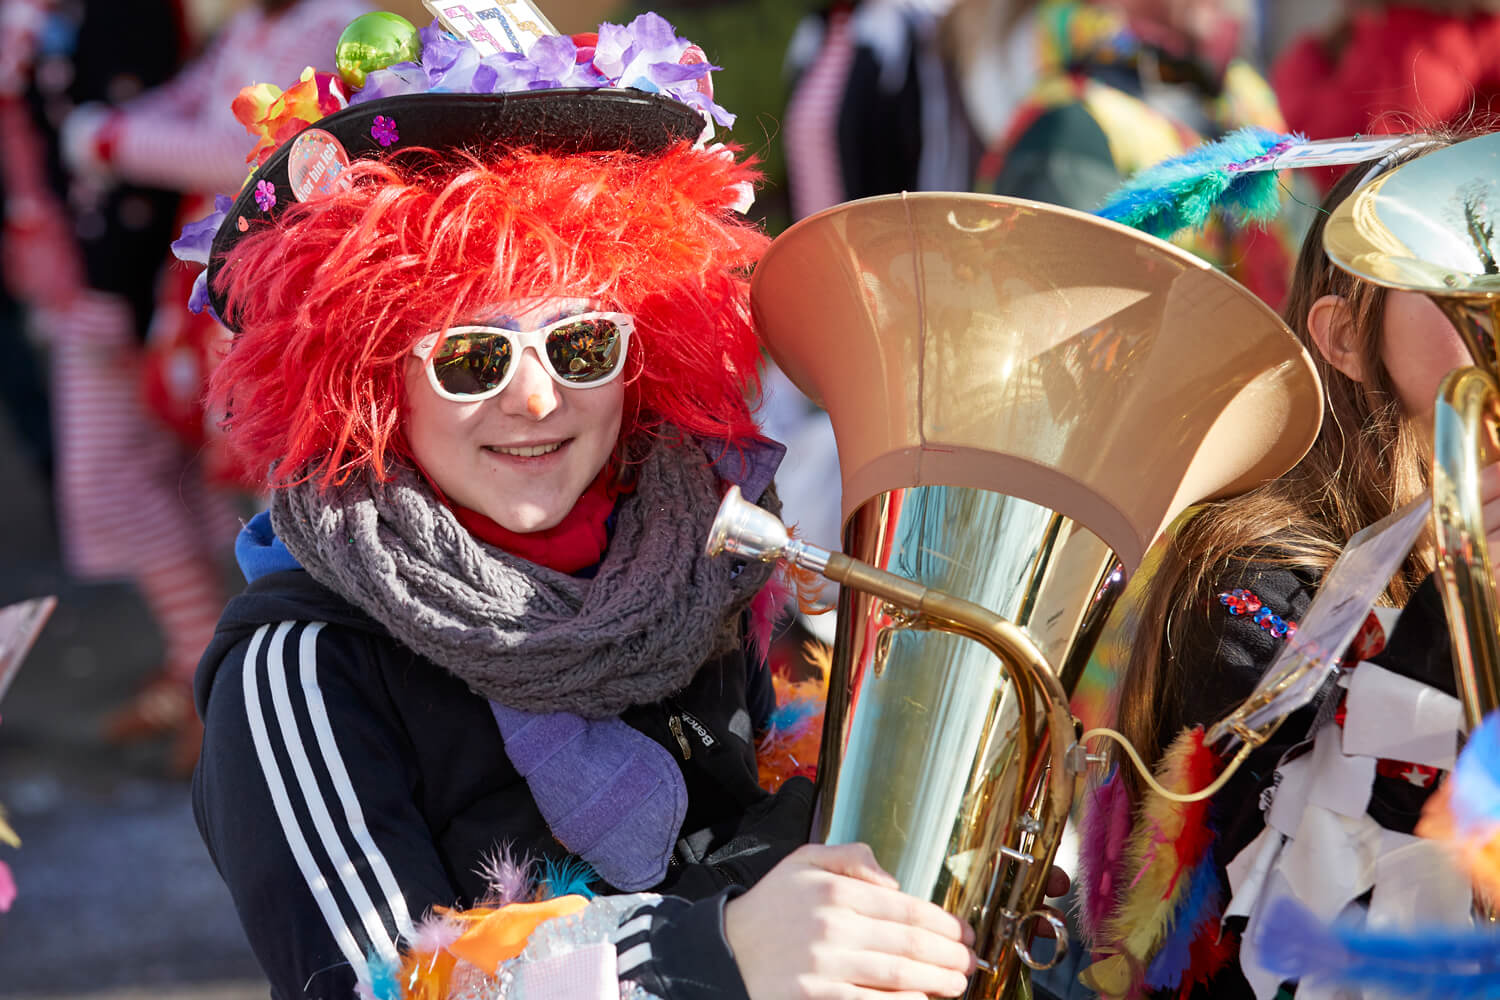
top-left (614, 890), bottom-right (752, 1000)
top-left (194, 621), bottom-right (454, 1000)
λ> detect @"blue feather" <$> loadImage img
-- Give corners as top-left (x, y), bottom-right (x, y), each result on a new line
top-left (1144, 856), bottom-right (1221, 989)
top-left (366, 950), bottom-right (403, 1000)
top-left (1260, 896), bottom-right (1500, 999)
top-left (1452, 710), bottom-right (1500, 828)
top-left (767, 696), bottom-right (818, 734)
top-left (539, 856), bottom-right (596, 900)
top-left (1097, 127), bottom-right (1301, 240)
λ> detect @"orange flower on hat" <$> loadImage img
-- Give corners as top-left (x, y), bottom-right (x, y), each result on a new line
top-left (233, 67), bottom-right (349, 167)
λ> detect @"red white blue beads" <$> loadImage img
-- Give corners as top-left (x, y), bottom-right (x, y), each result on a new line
top-left (1218, 588), bottom-right (1297, 639)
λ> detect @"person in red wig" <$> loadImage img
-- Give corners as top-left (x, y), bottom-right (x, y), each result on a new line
top-left (184, 10), bottom-right (977, 1000)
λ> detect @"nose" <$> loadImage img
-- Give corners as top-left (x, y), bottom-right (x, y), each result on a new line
top-left (497, 348), bottom-right (559, 420)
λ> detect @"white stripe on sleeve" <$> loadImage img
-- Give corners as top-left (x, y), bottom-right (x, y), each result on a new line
top-left (264, 621), bottom-right (405, 963)
top-left (295, 621), bottom-right (416, 941)
top-left (242, 622), bottom-right (371, 982)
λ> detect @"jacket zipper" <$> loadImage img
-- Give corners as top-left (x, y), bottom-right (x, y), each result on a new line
top-left (667, 714), bottom-right (692, 760)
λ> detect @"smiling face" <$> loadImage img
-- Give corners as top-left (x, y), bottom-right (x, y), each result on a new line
top-left (404, 300), bottom-right (625, 533)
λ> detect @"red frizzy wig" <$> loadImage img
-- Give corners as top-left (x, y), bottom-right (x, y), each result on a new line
top-left (208, 141), bottom-right (768, 488)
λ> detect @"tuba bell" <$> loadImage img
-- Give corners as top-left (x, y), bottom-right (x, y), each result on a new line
top-left (715, 191), bottom-right (1323, 998)
top-left (1324, 133), bottom-right (1500, 732)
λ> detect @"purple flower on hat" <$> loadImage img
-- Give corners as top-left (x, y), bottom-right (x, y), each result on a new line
top-left (593, 14), bottom-right (731, 126)
top-left (253, 180), bottom-right (276, 212)
top-left (346, 14), bottom-right (732, 125)
top-left (171, 193), bottom-right (234, 266)
top-left (171, 193), bottom-right (236, 316)
top-left (186, 270), bottom-right (212, 315)
top-left (522, 35), bottom-right (607, 90)
top-left (349, 61), bottom-right (427, 104)
top-left (371, 115), bottom-right (400, 147)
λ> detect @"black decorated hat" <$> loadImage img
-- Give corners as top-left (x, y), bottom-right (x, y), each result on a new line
top-left (182, 11), bottom-right (734, 328)
top-left (206, 89), bottom-right (702, 322)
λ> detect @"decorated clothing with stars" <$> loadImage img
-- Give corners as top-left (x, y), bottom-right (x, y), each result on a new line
top-left (1078, 563), bottom-right (1470, 1000)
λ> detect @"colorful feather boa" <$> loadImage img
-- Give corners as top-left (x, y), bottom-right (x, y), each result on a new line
top-left (1097, 126), bottom-right (1300, 241)
top-left (363, 848), bottom-right (597, 1000)
top-left (1078, 726), bottom-right (1234, 999)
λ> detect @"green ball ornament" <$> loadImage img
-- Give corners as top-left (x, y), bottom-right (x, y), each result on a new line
top-left (335, 12), bottom-right (422, 90)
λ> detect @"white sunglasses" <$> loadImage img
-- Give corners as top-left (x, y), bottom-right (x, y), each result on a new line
top-left (412, 312), bottom-right (633, 402)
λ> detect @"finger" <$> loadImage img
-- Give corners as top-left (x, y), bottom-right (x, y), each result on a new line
top-left (836, 910), bottom-right (976, 974)
top-left (826, 947), bottom-right (974, 998)
top-left (826, 877), bottom-right (972, 943)
top-left (797, 842), bottom-right (900, 889)
top-left (1046, 864), bottom-right (1071, 898)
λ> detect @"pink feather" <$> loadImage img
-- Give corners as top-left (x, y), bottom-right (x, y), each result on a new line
top-left (407, 910), bottom-right (465, 956)
top-left (1077, 772), bottom-right (1133, 942)
top-left (475, 844), bottom-right (534, 906)
top-left (747, 569), bottom-right (793, 665)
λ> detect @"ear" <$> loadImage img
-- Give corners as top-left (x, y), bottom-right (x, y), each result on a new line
top-left (1306, 294), bottom-right (1365, 384)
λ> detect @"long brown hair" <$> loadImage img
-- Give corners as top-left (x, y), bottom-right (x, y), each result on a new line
top-left (1112, 144), bottom-right (1448, 795)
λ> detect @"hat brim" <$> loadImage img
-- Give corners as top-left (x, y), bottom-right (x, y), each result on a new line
top-left (207, 88), bottom-right (705, 326)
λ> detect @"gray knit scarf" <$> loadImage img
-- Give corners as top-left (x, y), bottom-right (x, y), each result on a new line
top-left (270, 438), bottom-right (777, 717)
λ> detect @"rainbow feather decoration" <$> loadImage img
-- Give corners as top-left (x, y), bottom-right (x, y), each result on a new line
top-left (375, 849), bottom-right (599, 1000)
top-left (1257, 896), bottom-right (1500, 998)
top-left (1097, 126), bottom-right (1302, 240)
top-left (1079, 726), bottom-right (1234, 999)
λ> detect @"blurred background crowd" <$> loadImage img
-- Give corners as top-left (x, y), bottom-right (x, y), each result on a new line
top-left (1, 0), bottom-right (1499, 993)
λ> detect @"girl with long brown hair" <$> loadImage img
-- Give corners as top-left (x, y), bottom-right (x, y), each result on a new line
top-left (1079, 131), bottom-right (1500, 999)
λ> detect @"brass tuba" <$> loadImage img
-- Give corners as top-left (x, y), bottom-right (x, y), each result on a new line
top-left (711, 192), bottom-right (1323, 998)
top-left (1324, 133), bottom-right (1500, 732)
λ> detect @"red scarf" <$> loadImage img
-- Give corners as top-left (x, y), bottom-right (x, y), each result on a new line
top-left (447, 471), bottom-right (622, 574)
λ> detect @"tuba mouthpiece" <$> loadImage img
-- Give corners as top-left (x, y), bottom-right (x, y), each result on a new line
top-left (706, 486), bottom-right (831, 573)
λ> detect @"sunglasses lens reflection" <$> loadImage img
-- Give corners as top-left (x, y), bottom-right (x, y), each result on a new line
top-left (434, 333), bottom-right (512, 396)
top-left (546, 318), bottom-right (624, 384)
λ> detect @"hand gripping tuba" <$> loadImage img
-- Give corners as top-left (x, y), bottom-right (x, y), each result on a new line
top-left (1324, 134), bottom-right (1500, 732)
top-left (713, 192), bottom-right (1323, 998)
top-left (712, 191), bottom-right (1324, 994)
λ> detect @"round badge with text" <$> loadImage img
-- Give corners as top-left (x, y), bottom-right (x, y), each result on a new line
top-left (287, 129), bottom-right (353, 203)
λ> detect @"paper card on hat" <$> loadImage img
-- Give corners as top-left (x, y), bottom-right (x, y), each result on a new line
top-left (1209, 495), bottom-right (1432, 747)
top-left (1343, 661), bottom-right (1462, 770)
top-left (423, 0), bottom-right (558, 57)
top-left (0, 595), bottom-right (55, 707)
top-left (1230, 136), bottom-right (1410, 174)
top-left (1367, 831), bottom-right (1474, 931)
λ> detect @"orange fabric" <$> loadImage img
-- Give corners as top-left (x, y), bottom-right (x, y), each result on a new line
top-left (399, 949), bottom-right (460, 1000)
top-left (445, 895), bottom-right (591, 971)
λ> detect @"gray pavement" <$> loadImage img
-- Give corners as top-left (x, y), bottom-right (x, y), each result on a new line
top-left (0, 412), bottom-right (266, 996)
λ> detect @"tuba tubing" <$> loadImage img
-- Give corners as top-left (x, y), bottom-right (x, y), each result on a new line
top-left (708, 487), bottom-right (1080, 986)
top-left (1432, 363), bottom-right (1500, 730)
